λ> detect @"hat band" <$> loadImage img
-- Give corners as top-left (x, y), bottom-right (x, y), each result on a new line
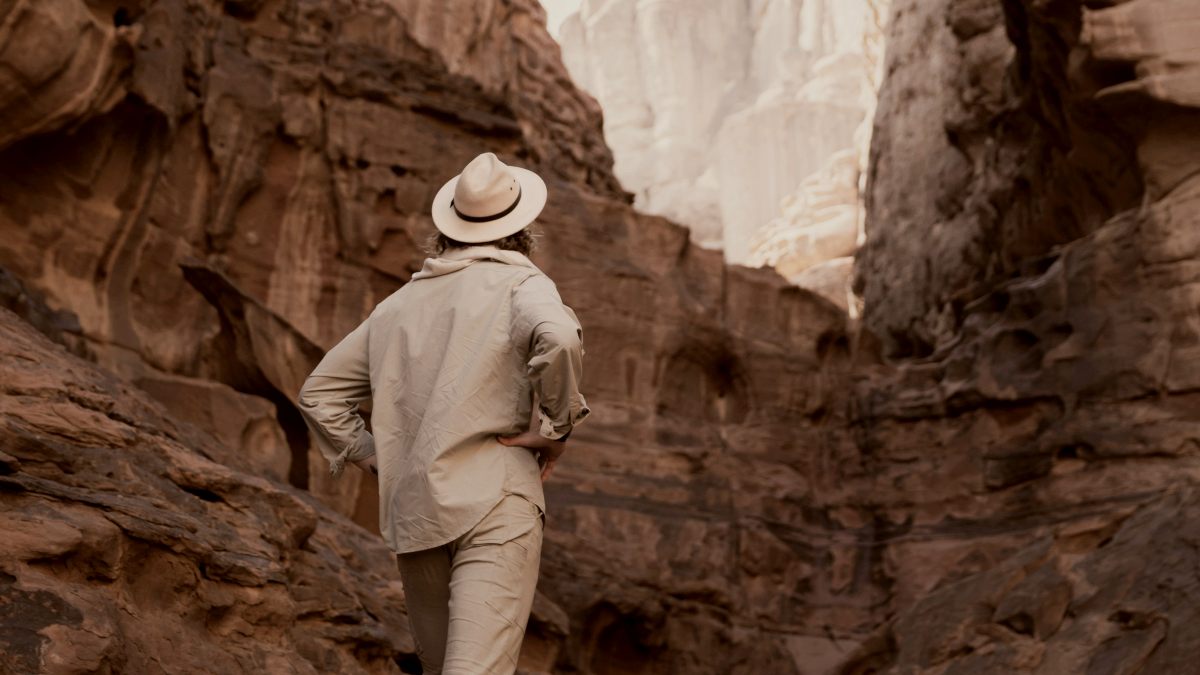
top-left (451, 188), bottom-right (522, 223)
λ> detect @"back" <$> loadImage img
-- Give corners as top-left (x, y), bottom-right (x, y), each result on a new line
top-left (298, 244), bottom-right (590, 555)
top-left (367, 258), bottom-right (540, 462)
top-left (367, 248), bottom-right (580, 554)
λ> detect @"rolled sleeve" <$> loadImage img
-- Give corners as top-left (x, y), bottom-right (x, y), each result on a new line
top-left (512, 275), bottom-right (591, 441)
top-left (298, 319), bottom-right (376, 478)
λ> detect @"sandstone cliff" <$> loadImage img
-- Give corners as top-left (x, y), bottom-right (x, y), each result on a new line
top-left (841, 0), bottom-right (1200, 671)
top-left (0, 305), bottom-right (419, 672)
top-left (0, 0), bottom-right (849, 672)
top-left (1, 0), bottom-right (1198, 673)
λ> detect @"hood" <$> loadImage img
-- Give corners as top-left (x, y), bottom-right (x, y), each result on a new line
top-left (410, 245), bottom-right (540, 281)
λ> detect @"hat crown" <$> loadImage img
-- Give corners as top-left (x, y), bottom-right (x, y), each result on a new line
top-left (452, 153), bottom-right (520, 218)
top-left (431, 150), bottom-right (546, 244)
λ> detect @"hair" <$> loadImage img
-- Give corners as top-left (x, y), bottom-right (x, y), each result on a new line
top-left (425, 225), bottom-right (540, 257)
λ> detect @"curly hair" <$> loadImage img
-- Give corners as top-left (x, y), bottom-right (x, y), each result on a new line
top-left (425, 225), bottom-right (540, 257)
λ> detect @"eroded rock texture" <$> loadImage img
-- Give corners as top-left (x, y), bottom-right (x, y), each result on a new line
top-left (0, 0), bottom-right (850, 672)
top-left (1, 0), bottom-right (1198, 673)
top-left (839, 0), bottom-right (1200, 672)
top-left (0, 307), bottom-right (419, 673)
top-left (839, 489), bottom-right (1200, 674)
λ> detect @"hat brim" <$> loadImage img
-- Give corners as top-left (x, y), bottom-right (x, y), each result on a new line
top-left (431, 166), bottom-right (547, 243)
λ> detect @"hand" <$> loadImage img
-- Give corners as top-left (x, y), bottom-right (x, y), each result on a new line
top-left (497, 430), bottom-right (566, 482)
top-left (352, 456), bottom-right (378, 476)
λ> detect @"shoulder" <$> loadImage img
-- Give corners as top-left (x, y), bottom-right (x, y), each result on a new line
top-left (366, 282), bottom-right (417, 320)
top-left (511, 269), bottom-right (562, 298)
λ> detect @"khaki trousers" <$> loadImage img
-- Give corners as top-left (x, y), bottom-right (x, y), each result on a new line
top-left (396, 493), bottom-right (544, 675)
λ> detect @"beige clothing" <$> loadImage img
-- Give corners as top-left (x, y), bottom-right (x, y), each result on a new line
top-left (396, 492), bottom-right (543, 674)
top-left (297, 245), bottom-right (589, 554)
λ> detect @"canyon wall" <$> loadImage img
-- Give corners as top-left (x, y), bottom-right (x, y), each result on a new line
top-left (1, 0), bottom-right (1199, 673)
top-left (840, 0), bottom-right (1200, 671)
top-left (0, 0), bottom-right (851, 672)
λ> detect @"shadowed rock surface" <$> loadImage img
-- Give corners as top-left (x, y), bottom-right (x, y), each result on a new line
top-left (0, 0), bottom-right (846, 671)
top-left (842, 0), bottom-right (1200, 672)
top-left (0, 306), bottom-right (419, 673)
top-left (838, 488), bottom-right (1200, 674)
top-left (0, 0), bottom-right (1198, 673)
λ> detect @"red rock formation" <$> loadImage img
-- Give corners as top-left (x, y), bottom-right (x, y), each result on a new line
top-left (0, 306), bottom-right (418, 673)
top-left (0, 0), bottom-right (846, 671)
top-left (841, 0), bottom-right (1200, 672)
top-left (1, 0), bottom-right (1198, 673)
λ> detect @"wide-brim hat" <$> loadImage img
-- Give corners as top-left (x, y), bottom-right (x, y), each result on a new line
top-left (431, 152), bottom-right (547, 243)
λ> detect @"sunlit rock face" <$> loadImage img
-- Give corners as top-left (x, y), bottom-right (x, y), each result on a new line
top-left (558, 0), bottom-right (887, 298)
top-left (745, 148), bottom-right (860, 311)
top-left (0, 0), bottom-right (850, 671)
top-left (3, 0), bottom-right (1200, 672)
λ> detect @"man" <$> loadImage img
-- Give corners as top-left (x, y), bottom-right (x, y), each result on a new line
top-left (297, 152), bottom-right (590, 674)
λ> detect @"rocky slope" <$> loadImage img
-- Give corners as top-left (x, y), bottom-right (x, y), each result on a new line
top-left (1, 0), bottom-right (1198, 673)
top-left (0, 305), bottom-right (419, 673)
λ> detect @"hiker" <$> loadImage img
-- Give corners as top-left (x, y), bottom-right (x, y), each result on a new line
top-left (297, 152), bottom-right (590, 674)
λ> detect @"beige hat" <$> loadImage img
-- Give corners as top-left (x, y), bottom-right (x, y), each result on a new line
top-left (431, 153), bottom-right (547, 243)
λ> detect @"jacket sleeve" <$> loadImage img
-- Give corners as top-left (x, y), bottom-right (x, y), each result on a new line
top-left (297, 318), bottom-right (375, 478)
top-left (511, 274), bottom-right (591, 441)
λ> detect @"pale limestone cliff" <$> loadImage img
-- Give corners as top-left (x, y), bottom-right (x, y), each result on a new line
top-left (558, 0), bottom-right (886, 280)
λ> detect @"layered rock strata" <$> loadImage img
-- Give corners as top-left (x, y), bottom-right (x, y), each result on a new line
top-left (841, 0), bottom-right (1200, 671)
top-left (0, 306), bottom-right (420, 673)
top-left (0, 0), bottom-right (1198, 673)
top-left (0, 0), bottom-right (851, 671)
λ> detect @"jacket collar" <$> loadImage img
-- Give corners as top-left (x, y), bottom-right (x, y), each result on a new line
top-left (411, 245), bottom-right (540, 280)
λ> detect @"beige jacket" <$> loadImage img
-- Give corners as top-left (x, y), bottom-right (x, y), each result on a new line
top-left (297, 245), bottom-right (590, 554)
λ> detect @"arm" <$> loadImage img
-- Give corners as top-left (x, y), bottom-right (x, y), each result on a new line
top-left (509, 274), bottom-right (591, 441)
top-left (297, 319), bottom-right (376, 478)
top-left (498, 390), bottom-right (574, 481)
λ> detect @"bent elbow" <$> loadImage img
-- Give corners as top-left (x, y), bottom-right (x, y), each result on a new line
top-left (297, 377), bottom-right (323, 418)
top-left (542, 323), bottom-right (583, 357)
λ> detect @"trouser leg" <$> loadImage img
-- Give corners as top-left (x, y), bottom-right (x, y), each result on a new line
top-left (443, 493), bottom-right (544, 675)
top-left (396, 545), bottom-right (453, 674)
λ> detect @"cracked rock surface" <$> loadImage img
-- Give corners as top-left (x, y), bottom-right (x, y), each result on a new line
top-left (0, 0), bottom-right (1198, 673)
